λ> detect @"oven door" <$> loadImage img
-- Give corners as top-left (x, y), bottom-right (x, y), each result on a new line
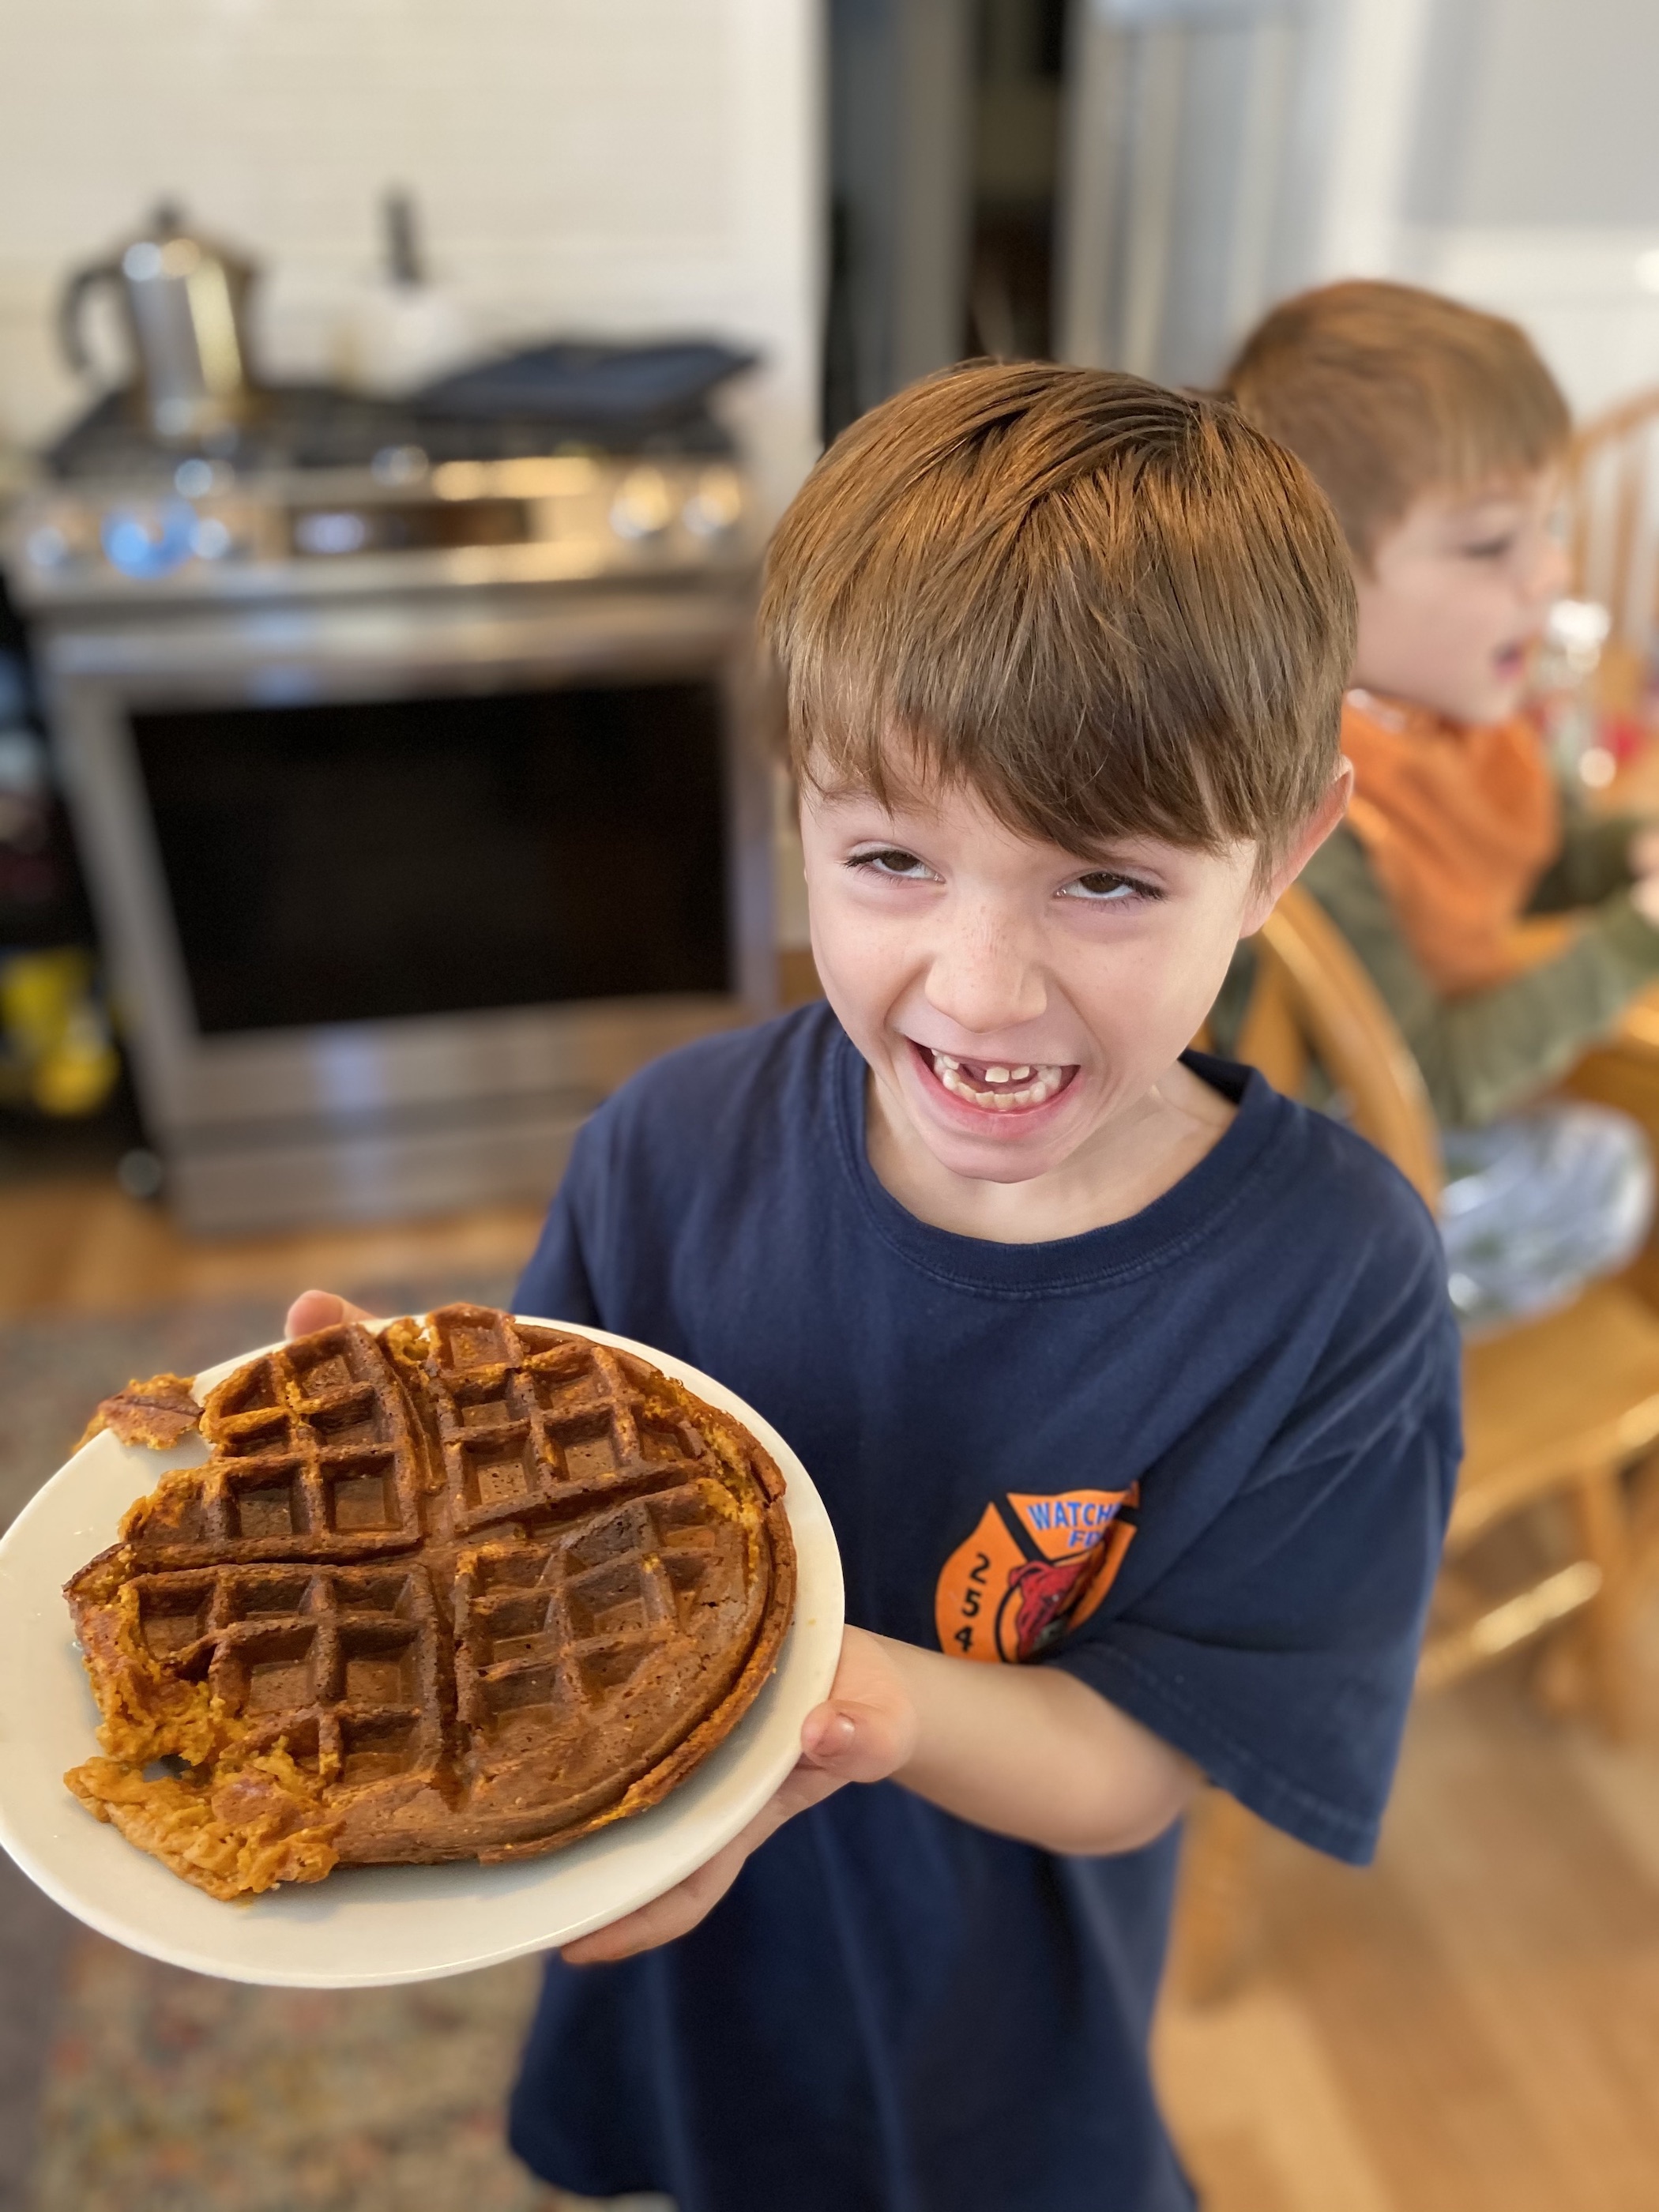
top-left (41, 582), bottom-right (774, 1232)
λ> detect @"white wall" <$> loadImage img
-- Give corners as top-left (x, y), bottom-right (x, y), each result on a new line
top-left (1389, 0), bottom-right (1659, 420)
top-left (0, 0), bottom-right (822, 514)
top-left (1403, 0), bottom-right (1659, 231)
top-left (1396, 228), bottom-right (1659, 424)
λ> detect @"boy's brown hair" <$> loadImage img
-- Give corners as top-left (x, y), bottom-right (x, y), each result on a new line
top-left (1225, 279), bottom-right (1571, 563)
top-left (758, 361), bottom-right (1356, 867)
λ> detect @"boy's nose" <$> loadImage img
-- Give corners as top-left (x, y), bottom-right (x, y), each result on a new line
top-left (922, 920), bottom-right (1048, 1036)
top-left (1526, 528), bottom-right (1571, 608)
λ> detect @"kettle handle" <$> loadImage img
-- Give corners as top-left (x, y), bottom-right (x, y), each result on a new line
top-left (59, 261), bottom-right (119, 378)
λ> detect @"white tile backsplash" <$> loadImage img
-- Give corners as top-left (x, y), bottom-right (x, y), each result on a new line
top-left (0, 0), bottom-right (822, 513)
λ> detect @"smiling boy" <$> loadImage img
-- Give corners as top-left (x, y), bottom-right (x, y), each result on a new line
top-left (1227, 280), bottom-right (1659, 1130)
top-left (291, 364), bottom-right (1460, 2212)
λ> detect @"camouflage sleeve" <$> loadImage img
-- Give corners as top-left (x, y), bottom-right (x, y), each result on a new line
top-left (1295, 828), bottom-right (1659, 1129)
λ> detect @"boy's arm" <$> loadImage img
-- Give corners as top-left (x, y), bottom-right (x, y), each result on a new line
top-left (873, 1633), bottom-right (1200, 1847)
top-left (1300, 826), bottom-right (1659, 1126)
top-left (562, 1624), bottom-right (1200, 1966)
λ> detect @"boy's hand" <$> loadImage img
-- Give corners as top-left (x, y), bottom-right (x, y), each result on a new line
top-left (284, 1289), bottom-right (374, 1337)
top-left (560, 1626), bottom-right (916, 1966)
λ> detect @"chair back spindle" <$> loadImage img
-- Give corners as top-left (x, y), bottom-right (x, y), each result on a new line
top-left (1251, 889), bottom-right (1443, 1207)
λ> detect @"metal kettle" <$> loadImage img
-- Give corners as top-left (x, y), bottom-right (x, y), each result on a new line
top-left (59, 204), bottom-right (260, 442)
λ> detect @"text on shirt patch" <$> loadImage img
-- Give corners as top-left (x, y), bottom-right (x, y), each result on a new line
top-left (933, 1485), bottom-right (1140, 1663)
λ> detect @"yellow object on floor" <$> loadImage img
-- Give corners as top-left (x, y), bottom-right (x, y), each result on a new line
top-left (0, 948), bottom-right (118, 1116)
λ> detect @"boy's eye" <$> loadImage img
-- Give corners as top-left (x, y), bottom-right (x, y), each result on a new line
top-left (1058, 871), bottom-right (1152, 904)
top-left (848, 847), bottom-right (937, 881)
top-left (1463, 535), bottom-right (1515, 561)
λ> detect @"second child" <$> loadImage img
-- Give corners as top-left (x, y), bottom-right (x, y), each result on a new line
top-left (1228, 280), bottom-right (1659, 1324)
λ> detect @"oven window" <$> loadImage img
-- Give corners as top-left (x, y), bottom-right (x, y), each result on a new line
top-left (131, 681), bottom-right (732, 1033)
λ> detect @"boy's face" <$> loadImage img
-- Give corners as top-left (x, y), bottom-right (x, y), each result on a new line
top-left (799, 764), bottom-right (1334, 1192)
top-left (1352, 468), bottom-right (1568, 725)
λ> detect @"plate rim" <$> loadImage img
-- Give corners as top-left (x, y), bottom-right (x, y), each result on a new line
top-left (0, 1311), bottom-right (844, 1988)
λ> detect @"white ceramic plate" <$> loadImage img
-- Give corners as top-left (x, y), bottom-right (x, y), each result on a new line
top-left (0, 1316), bottom-right (843, 1988)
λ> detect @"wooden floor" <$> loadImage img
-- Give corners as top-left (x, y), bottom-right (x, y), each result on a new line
top-left (9, 1165), bottom-right (1659, 2206)
top-left (1158, 1645), bottom-right (1659, 2210)
top-left (0, 1166), bottom-right (546, 1320)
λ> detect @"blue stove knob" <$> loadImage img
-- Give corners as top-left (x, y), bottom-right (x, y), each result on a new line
top-left (101, 499), bottom-right (198, 578)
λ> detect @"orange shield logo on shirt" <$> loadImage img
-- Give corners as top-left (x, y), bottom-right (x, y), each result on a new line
top-left (934, 1485), bottom-right (1139, 1663)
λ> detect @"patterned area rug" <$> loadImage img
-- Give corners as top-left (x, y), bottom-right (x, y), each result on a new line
top-left (0, 1280), bottom-right (570, 2212)
top-left (32, 1940), bottom-right (544, 2212)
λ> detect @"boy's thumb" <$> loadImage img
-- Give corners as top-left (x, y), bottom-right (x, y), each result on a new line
top-left (286, 1288), bottom-right (348, 1337)
top-left (800, 1703), bottom-right (900, 1783)
top-left (803, 1708), bottom-right (856, 1762)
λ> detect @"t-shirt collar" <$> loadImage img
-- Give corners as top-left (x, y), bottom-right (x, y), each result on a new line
top-left (829, 1021), bottom-right (1283, 1296)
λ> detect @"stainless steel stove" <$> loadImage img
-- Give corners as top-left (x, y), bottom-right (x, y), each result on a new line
top-left (15, 380), bottom-right (754, 608)
top-left (3, 373), bottom-right (775, 1234)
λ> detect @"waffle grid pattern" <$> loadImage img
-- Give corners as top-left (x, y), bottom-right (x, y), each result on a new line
top-left (453, 1482), bottom-right (743, 1731)
top-left (425, 1310), bottom-right (705, 1535)
top-left (125, 1326), bottom-right (423, 1566)
top-left (131, 1559), bottom-right (443, 1785)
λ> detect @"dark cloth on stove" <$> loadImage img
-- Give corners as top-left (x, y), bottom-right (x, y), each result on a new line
top-left (508, 1002), bottom-right (1459, 2212)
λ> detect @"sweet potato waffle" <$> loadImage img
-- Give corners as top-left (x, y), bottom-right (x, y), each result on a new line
top-left (62, 1306), bottom-right (796, 1901)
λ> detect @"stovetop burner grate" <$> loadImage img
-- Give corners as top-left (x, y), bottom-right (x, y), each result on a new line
top-left (48, 382), bottom-right (734, 483)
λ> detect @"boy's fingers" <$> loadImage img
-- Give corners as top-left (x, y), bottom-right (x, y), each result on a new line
top-left (284, 1289), bottom-right (373, 1337)
top-left (559, 1761), bottom-right (849, 1965)
top-left (562, 1823), bottom-right (758, 1964)
top-left (769, 1755), bottom-right (856, 1819)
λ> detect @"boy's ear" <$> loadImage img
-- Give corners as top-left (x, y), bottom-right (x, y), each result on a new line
top-left (1239, 760), bottom-right (1353, 937)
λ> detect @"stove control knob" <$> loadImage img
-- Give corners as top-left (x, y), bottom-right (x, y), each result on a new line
top-left (372, 444), bottom-right (428, 487)
top-left (683, 465), bottom-right (745, 540)
top-left (191, 515), bottom-right (234, 561)
top-left (610, 467), bottom-right (674, 542)
top-left (174, 457), bottom-right (222, 498)
top-left (101, 500), bottom-right (196, 579)
top-left (26, 524), bottom-right (72, 570)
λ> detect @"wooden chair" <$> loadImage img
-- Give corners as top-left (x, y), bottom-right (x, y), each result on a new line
top-left (1564, 384), bottom-right (1659, 687)
top-left (1176, 886), bottom-right (1659, 1999)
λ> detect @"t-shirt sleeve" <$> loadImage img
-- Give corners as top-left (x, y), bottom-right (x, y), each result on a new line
top-left (1046, 1243), bottom-right (1461, 1867)
top-left (514, 1121), bottom-right (606, 1328)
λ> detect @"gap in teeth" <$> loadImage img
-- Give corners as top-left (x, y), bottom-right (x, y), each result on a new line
top-left (928, 1048), bottom-right (1065, 1109)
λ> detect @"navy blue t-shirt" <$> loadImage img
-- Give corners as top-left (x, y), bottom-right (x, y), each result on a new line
top-left (508, 1003), bottom-right (1460, 2212)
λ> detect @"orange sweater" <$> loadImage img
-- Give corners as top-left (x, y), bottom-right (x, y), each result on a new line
top-left (1341, 690), bottom-right (1562, 997)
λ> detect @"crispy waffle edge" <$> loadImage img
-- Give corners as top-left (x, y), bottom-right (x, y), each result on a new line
top-left (78, 1372), bottom-right (201, 1452)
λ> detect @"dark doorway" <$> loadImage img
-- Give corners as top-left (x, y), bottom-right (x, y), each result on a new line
top-left (965, 0), bottom-right (1070, 363)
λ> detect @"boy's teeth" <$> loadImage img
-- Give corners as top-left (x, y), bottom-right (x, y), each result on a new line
top-left (926, 1047), bottom-right (1067, 1111)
